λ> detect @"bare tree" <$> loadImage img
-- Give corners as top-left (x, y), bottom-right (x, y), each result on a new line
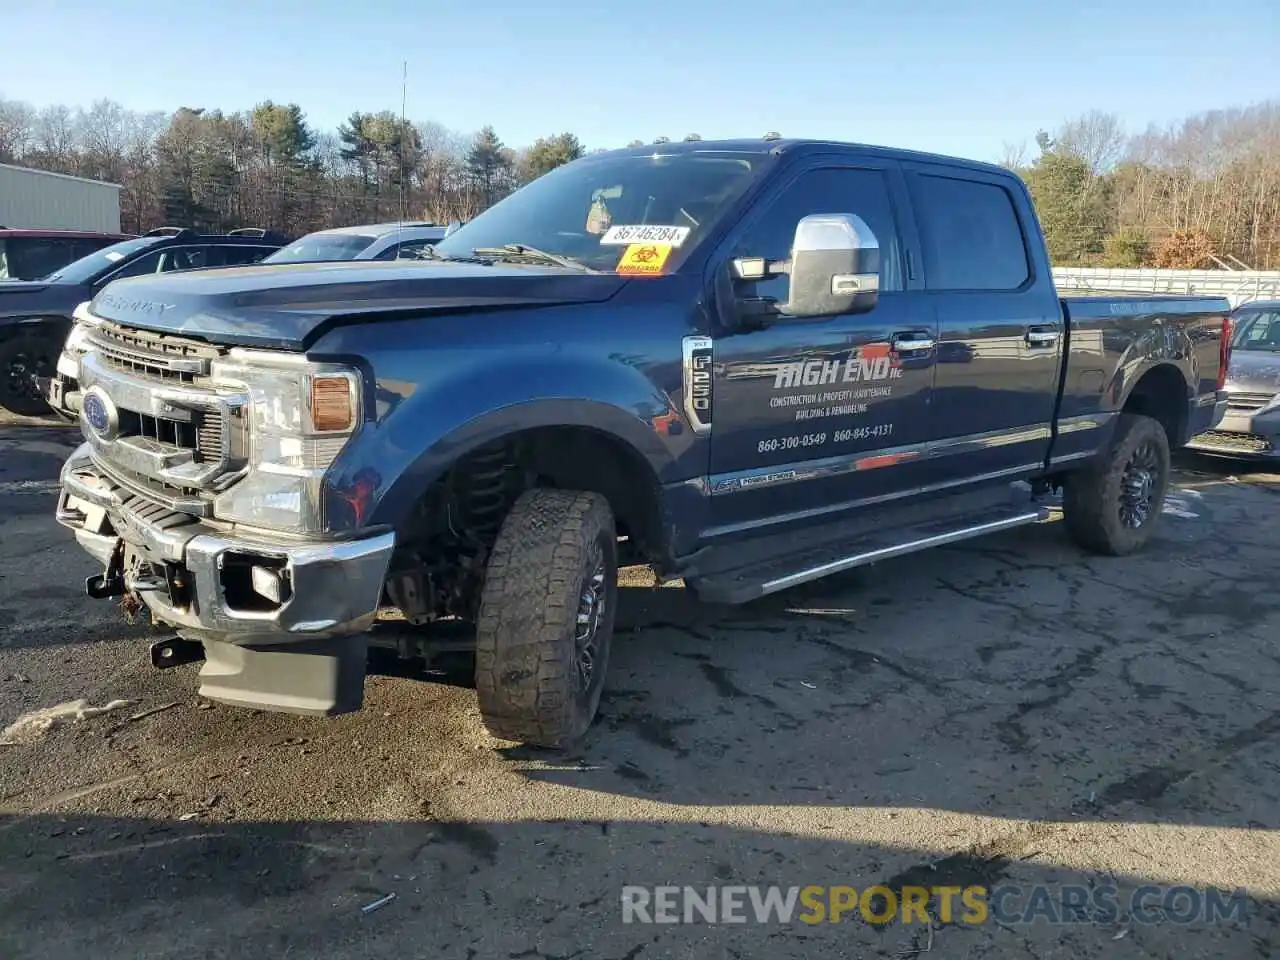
top-left (997, 139), bottom-right (1029, 170)
top-left (33, 104), bottom-right (80, 172)
top-left (0, 98), bottom-right (34, 162)
top-left (1054, 110), bottom-right (1126, 175)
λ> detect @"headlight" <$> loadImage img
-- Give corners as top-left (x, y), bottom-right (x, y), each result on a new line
top-left (64, 322), bottom-right (91, 356)
top-left (209, 350), bottom-right (362, 533)
top-left (64, 302), bottom-right (101, 356)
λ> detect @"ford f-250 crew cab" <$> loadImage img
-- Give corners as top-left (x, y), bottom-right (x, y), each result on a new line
top-left (53, 138), bottom-right (1232, 748)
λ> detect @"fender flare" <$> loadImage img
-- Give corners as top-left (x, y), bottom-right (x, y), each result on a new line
top-left (327, 352), bottom-right (680, 532)
top-left (368, 399), bottom-right (673, 530)
top-left (1112, 357), bottom-right (1194, 411)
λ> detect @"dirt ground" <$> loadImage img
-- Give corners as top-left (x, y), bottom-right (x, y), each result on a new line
top-left (2, 420), bottom-right (1279, 959)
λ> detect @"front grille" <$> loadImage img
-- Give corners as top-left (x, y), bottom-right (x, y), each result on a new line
top-left (1225, 391), bottom-right (1277, 412)
top-left (113, 408), bottom-right (223, 463)
top-left (96, 458), bottom-right (213, 515)
top-left (1193, 430), bottom-right (1272, 453)
top-left (98, 346), bottom-right (195, 384)
top-left (81, 319), bottom-right (243, 498)
top-left (89, 322), bottom-right (219, 385)
top-left (196, 410), bottom-right (224, 459)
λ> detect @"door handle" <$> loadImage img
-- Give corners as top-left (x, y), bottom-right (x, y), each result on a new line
top-left (1025, 327), bottom-right (1060, 348)
top-left (892, 331), bottom-right (935, 351)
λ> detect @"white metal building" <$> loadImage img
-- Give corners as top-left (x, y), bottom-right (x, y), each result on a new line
top-left (0, 163), bottom-right (122, 232)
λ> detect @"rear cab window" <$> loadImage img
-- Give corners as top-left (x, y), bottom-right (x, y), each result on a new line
top-left (908, 172), bottom-right (1031, 291)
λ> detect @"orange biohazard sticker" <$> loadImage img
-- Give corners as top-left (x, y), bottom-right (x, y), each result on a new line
top-left (616, 242), bottom-right (672, 276)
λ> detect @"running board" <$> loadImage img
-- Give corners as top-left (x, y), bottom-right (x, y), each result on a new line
top-left (689, 505), bottom-right (1050, 605)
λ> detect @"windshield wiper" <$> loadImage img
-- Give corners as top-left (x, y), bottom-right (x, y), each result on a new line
top-left (471, 244), bottom-right (594, 272)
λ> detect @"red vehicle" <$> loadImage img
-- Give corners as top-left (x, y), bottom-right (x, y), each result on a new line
top-left (0, 228), bottom-right (134, 281)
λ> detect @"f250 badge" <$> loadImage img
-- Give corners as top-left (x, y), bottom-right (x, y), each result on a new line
top-left (682, 336), bottom-right (713, 436)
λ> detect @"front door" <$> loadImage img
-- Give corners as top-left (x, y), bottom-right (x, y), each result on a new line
top-left (704, 161), bottom-right (937, 538)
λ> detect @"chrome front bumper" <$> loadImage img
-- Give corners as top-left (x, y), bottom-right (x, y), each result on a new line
top-left (55, 442), bottom-right (395, 646)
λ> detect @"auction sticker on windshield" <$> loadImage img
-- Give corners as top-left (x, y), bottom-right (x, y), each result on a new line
top-left (616, 243), bottom-right (673, 276)
top-left (600, 225), bottom-right (691, 247)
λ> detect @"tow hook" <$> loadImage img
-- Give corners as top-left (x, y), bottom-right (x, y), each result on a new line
top-left (86, 541), bottom-right (126, 599)
top-left (150, 637), bottom-right (205, 669)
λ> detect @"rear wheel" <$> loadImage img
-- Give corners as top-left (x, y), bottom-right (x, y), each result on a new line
top-left (0, 330), bottom-right (58, 416)
top-left (474, 488), bottom-right (617, 747)
top-left (1062, 413), bottom-right (1171, 556)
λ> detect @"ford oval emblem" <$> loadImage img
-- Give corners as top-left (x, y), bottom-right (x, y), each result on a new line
top-left (81, 386), bottom-right (119, 441)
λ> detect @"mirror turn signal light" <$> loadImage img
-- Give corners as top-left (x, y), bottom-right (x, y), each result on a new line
top-left (311, 375), bottom-right (356, 432)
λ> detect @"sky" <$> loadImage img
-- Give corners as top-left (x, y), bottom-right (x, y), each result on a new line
top-left (4, 0), bottom-right (1276, 163)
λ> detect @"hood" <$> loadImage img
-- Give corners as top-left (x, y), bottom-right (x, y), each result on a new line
top-left (0, 279), bottom-right (88, 320)
top-left (88, 260), bottom-right (629, 351)
top-left (1226, 348), bottom-right (1280, 394)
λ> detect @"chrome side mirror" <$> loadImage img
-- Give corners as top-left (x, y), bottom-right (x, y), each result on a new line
top-left (782, 213), bottom-right (880, 318)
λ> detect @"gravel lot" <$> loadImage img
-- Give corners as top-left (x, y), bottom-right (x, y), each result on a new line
top-left (2, 419), bottom-right (1279, 959)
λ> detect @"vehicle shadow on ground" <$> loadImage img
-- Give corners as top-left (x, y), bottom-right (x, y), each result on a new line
top-left (0, 810), bottom-right (1272, 960)
top-left (489, 467), bottom-right (1280, 831)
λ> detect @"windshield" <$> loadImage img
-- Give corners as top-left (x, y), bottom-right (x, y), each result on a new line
top-left (433, 149), bottom-right (768, 273)
top-left (1232, 310), bottom-right (1280, 351)
top-left (47, 236), bottom-right (164, 283)
top-left (263, 233), bottom-right (377, 263)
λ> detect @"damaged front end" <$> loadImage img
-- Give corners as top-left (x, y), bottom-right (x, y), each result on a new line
top-left (54, 314), bottom-right (394, 716)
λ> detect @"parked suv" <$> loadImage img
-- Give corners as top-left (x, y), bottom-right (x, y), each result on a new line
top-left (0, 228), bottom-right (133, 281)
top-left (1185, 300), bottom-right (1280, 459)
top-left (261, 222), bottom-right (448, 264)
top-left (0, 226), bottom-right (288, 415)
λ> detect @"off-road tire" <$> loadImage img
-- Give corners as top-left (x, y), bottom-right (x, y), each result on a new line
top-left (474, 488), bottom-right (617, 747)
top-left (0, 330), bottom-right (58, 416)
top-left (1062, 413), bottom-right (1171, 556)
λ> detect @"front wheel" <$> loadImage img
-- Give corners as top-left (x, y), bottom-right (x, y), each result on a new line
top-left (1062, 413), bottom-right (1171, 556)
top-left (474, 488), bottom-right (617, 748)
top-left (0, 330), bottom-right (58, 416)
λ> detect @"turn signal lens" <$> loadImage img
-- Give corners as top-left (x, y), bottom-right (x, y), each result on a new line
top-left (310, 375), bottom-right (355, 432)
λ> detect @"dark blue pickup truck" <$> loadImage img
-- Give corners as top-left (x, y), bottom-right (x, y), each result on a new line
top-left (53, 138), bottom-right (1232, 747)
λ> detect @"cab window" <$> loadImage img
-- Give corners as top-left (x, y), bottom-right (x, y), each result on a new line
top-left (910, 174), bottom-right (1030, 291)
top-left (0, 237), bottom-right (77, 280)
top-left (160, 247), bottom-right (208, 271)
top-left (729, 166), bottom-right (904, 307)
top-left (105, 250), bottom-right (166, 280)
top-left (218, 245), bottom-right (277, 266)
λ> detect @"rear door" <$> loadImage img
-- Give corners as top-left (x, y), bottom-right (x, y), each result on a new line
top-left (705, 159), bottom-right (937, 537)
top-left (900, 163), bottom-right (1063, 484)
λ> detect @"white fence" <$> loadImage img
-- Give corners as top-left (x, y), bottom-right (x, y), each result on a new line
top-left (1053, 267), bottom-right (1280, 308)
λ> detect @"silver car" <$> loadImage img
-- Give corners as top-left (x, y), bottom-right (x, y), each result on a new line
top-left (261, 222), bottom-right (448, 264)
top-left (1186, 300), bottom-right (1280, 458)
